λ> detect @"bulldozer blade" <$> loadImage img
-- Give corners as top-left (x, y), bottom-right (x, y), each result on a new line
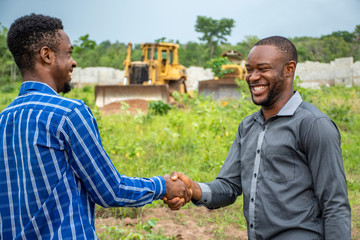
top-left (95, 84), bottom-right (170, 107)
top-left (198, 78), bottom-right (241, 100)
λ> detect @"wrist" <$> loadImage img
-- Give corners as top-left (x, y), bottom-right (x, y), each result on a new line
top-left (191, 182), bottom-right (202, 201)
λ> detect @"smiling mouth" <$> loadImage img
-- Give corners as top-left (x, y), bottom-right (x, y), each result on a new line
top-left (253, 86), bottom-right (266, 91)
top-left (250, 84), bottom-right (268, 96)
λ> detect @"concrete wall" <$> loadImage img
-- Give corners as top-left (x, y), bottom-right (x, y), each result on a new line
top-left (185, 66), bottom-right (214, 91)
top-left (295, 57), bottom-right (360, 88)
top-left (72, 67), bottom-right (124, 86)
top-left (71, 57), bottom-right (360, 89)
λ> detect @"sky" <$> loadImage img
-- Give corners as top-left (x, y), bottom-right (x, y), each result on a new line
top-left (1, 0), bottom-right (360, 45)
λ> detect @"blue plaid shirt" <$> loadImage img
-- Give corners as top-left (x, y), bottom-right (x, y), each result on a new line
top-left (0, 81), bottom-right (166, 239)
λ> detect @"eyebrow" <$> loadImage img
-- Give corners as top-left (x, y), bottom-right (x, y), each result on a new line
top-left (245, 63), bottom-right (270, 67)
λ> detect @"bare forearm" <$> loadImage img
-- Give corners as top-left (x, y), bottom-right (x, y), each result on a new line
top-left (191, 181), bottom-right (202, 201)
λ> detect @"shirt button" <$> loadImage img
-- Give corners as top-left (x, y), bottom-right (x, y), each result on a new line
top-left (256, 149), bottom-right (260, 154)
top-left (262, 126), bottom-right (266, 131)
top-left (254, 173), bottom-right (257, 178)
top-left (250, 223), bottom-right (254, 228)
top-left (204, 199), bottom-right (207, 203)
top-left (251, 198), bottom-right (254, 202)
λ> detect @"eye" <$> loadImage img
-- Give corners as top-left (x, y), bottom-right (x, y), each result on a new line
top-left (258, 67), bottom-right (269, 72)
top-left (246, 68), bottom-right (253, 73)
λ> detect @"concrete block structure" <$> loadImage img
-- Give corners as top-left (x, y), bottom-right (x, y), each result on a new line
top-left (295, 57), bottom-right (359, 88)
top-left (71, 67), bottom-right (124, 86)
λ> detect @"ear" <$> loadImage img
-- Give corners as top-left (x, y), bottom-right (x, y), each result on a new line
top-left (39, 46), bottom-right (54, 64)
top-left (284, 61), bottom-right (296, 77)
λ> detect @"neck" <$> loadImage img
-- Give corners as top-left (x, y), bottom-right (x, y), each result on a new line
top-left (261, 90), bottom-right (294, 121)
top-left (22, 69), bottom-right (58, 93)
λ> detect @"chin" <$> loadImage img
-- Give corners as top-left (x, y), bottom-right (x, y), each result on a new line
top-left (62, 82), bottom-right (73, 94)
top-left (252, 96), bottom-right (271, 106)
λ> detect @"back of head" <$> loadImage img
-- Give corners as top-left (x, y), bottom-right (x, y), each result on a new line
top-left (254, 36), bottom-right (298, 64)
top-left (7, 13), bottom-right (63, 73)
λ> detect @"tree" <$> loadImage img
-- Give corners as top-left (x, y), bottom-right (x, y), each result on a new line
top-left (354, 25), bottom-right (360, 42)
top-left (195, 16), bottom-right (235, 58)
top-left (325, 31), bottom-right (355, 43)
top-left (0, 23), bottom-right (19, 84)
top-left (178, 41), bottom-right (208, 67)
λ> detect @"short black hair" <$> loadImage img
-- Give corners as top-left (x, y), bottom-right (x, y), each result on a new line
top-left (7, 13), bottom-right (63, 72)
top-left (254, 36), bottom-right (298, 63)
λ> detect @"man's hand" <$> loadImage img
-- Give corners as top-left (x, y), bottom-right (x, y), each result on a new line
top-left (163, 172), bottom-right (202, 210)
top-left (163, 174), bottom-right (192, 210)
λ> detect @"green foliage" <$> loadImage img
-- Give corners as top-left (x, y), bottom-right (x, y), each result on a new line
top-left (72, 34), bottom-right (127, 69)
top-left (178, 42), bottom-right (209, 67)
top-left (291, 26), bottom-right (360, 62)
top-left (0, 23), bottom-right (19, 85)
top-left (324, 104), bottom-right (352, 123)
top-left (195, 16), bottom-right (235, 58)
top-left (355, 25), bottom-right (360, 42)
top-left (208, 56), bottom-right (233, 78)
top-left (0, 83), bottom-right (16, 93)
top-left (148, 100), bottom-right (172, 116)
top-left (98, 218), bottom-right (175, 240)
top-left (0, 82), bottom-right (21, 111)
top-left (74, 34), bottom-right (96, 52)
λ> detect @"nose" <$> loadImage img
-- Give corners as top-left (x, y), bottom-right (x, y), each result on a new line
top-left (248, 70), bottom-right (260, 81)
top-left (72, 59), bottom-right (77, 68)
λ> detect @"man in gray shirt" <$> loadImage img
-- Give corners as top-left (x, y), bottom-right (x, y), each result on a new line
top-left (165, 36), bottom-right (351, 239)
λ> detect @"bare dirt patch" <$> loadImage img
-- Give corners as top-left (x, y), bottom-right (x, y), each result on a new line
top-left (352, 204), bottom-right (360, 239)
top-left (99, 99), bottom-right (149, 116)
top-left (96, 206), bottom-right (248, 240)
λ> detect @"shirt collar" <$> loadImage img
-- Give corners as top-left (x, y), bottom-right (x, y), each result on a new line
top-left (277, 91), bottom-right (303, 116)
top-left (254, 91), bottom-right (303, 123)
top-left (19, 81), bottom-right (59, 96)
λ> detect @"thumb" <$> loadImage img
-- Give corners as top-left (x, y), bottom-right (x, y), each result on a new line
top-left (170, 171), bottom-right (180, 181)
top-left (175, 172), bottom-right (192, 190)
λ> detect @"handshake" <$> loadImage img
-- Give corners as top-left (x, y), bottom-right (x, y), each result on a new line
top-left (162, 172), bottom-right (201, 210)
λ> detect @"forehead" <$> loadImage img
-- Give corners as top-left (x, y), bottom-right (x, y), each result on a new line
top-left (247, 45), bottom-right (283, 65)
top-left (58, 30), bottom-right (72, 48)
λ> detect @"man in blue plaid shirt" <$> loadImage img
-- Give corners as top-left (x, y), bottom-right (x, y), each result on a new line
top-left (0, 13), bottom-right (191, 239)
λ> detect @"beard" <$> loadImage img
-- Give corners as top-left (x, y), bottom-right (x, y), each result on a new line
top-left (250, 74), bottom-right (285, 107)
top-left (62, 82), bottom-right (73, 94)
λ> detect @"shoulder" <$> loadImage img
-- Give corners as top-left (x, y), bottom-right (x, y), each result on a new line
top-left (298, 101), bottom-right (328, 119)
top-left (297, 101), bottom-right (340, 139)
top-left (297, 101), bottom-right (333, 126)
top-left (59, 97), bottom-right (94, 121)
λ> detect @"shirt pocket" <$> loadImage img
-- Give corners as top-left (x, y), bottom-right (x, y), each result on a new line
top-left (262, 153), bottom-right (295, 183)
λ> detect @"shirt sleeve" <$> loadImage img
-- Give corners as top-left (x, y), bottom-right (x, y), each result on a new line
top-left (303, 117), bottom-right (351, 240)
top-left (194, 127), bottom-right (243, 209)
top-left (61, 103), bottom-right (166, 208)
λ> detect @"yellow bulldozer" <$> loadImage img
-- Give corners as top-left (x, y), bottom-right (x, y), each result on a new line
top-left (198, 50), bottom-right (246, 100)
top-left (95, 42), bottom-right (187, 107)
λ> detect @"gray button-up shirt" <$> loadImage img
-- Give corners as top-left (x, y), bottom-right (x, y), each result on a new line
top-left (196, 92), bottom-right (351, 240)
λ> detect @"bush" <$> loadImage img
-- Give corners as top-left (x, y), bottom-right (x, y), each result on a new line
top-left (148, 100), bottom-right (172, 116)
top-left (0, 83), bottom-right (15, 93)
top-left (208, 56), bottom-right (234, 78)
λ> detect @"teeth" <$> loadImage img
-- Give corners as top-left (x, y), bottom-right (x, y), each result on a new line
top-left (69, 72), bottom-right (72, 77)
top-left (254, 86), bottom-right (266, 91)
